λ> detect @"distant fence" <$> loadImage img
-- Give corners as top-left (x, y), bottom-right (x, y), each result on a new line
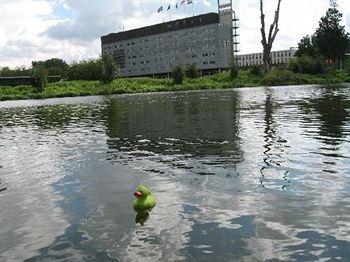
top-left (0, 76), bottom-right (62, 87)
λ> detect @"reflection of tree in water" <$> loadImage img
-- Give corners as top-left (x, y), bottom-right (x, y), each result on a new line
top-left (104, 91), bottom-right (243, 176)
top-left (260, 89), bottom-right (290, 189)
top-left (300, 88), bottom-right (349, 146)
top-left (0, 104), bottom-right (106, 130)
top-left (33, 106), bottom-right (74, 129)
top-left (298, 87), bottom-right (350, 174)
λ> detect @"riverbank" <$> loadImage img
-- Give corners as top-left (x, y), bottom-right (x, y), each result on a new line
top-left (0, 70), bottom-right (349, 101)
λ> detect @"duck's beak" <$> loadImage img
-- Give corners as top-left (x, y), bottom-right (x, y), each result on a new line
top-left (134, 191), bottom-right (142, 198)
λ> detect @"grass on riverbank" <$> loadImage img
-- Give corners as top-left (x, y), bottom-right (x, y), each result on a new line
top-left (1, 69), bottom-right (349, 101)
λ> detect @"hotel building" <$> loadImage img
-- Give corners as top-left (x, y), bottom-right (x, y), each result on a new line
top-left (101, 2), bottom-right (238, 77)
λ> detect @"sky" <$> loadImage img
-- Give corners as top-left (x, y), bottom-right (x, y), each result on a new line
top-left (0, 0), bottom-right (349, 68)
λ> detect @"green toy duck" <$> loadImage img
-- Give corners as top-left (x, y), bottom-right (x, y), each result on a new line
top-left (132, 185), bottom-right (157, 212)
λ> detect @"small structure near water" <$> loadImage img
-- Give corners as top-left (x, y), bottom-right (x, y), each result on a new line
top-left (0, 76), bottom-right (62, 87)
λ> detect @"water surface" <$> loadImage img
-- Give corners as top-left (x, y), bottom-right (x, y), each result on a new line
top-left (0, 85), bottom-right (350, 261)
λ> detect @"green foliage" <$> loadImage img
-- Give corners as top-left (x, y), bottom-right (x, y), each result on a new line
top-left (32, 58), bottom-right (68, 76)
top-left (67, 59), bottom-right (102, 81)
top-left (0, 66), bottom-right (32, 77)
top-left (295, 35), bottom-right (317, 58)
top-left (313, 57), bottom-right (325, 74)
top-left (185, 64), bottom-right (200, 79)
top-left (250, 65), bottom-right (263, 76)
top-left (345, 55), bottom-right (350, 73)
top-left (262, 70), bottom-right (307, 86)
top-left (31, 66), bottom-right (48, 92)
top-left (289, 55), bottom-right (325, 74)
top-left (313, 8), bottom-right (350, 65)
top-left (172, 66), bottom-right (184, 85)
top-left (289, 58), bottom-right (302, 73)
top-left (229, 60), bottom-right (239, 79)
top-left (101, 51), bottom-right (118, 84)
top-left (1, 68), bottom-right (349, 102)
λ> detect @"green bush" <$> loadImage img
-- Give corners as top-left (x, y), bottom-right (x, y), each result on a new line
top-left (185, 64), bottom-right (200, 79)
top-left (261, 70), bottom-right (306, 86)
top-left (229, 60), bottom-right (239, 79)
top-left (172, 66), bottom-right (184, 85)
top-left (289, 58), bottom-right (302, 73)
top-left (345, 56), bottom-right (350, 74)
top-left (313, 57), bottom-right (325, 74)
top-left (297, 56), bottom-right (315, 74)
top-left (101, 51), bottom-right (118, 84)
top-left (67, 59), bottom-right (103, 81)
top-left (250, 65), bottom-right (263, 76)
top-left (32, 66), bottom-right (48, 92)
top-left (289, 55), bottom-right (325, 74)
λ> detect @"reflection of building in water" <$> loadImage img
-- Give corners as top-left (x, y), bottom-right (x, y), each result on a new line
top-left (237, 48), bottom-right (296, 68)
top-left (104, 91), bottom-right (242, 161)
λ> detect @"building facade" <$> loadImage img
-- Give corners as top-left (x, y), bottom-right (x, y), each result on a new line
top-left (236, 48), bottom-right (297, 68)
top-left (101, 13), bottom-right (234, 77)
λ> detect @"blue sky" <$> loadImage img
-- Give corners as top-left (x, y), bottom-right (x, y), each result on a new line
top-left (0, 0), bottom-right (349, 67)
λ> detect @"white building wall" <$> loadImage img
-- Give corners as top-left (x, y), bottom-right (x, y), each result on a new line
top-left (236, 48), bottom-right (297, 68)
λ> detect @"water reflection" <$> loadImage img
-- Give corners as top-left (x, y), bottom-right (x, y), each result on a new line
top-left (104, 91), bottom-right (243, 183)
top-left (0, 86), bottom-right (349, 261)
top-left (300, 86), bottom-right (349, 146)
top-left (284, 230), bottom-right (350, 261)
top-left (299, 86), bottom-right (350, 175)
top-left (259, 89), bottom-right (291, 190)
top-left (182, 215), bottom-right (255, 261)
top-left (135, 211), bottom-right (150, 226)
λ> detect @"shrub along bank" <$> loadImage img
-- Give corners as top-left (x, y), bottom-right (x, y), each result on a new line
top-left (0, 69), bottom-right (349, 102)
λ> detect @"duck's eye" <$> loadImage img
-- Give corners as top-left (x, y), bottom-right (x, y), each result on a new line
top-left (134, 191), bottom-right (142, 198)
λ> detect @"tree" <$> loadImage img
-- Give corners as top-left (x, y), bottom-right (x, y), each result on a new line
top-left (67, 59), bottom-right (103, 81)
top-left (32, 66), bottom-right (48, 92)
top-left (295, 35), bottom-right (317, 58)
top-left (313, 7), bottom-right (350, 68)
top-left (32, 58), bottom-right (68, 76)
top-left (32, 58), bottom-right (68, 69)
top-left (229, 60), bottom-right (239, 79)
top-left (172, 66), bottom-right (184, 85)
top-left (101, 51), bottom-right (118, 84)
top-left (185, 64), bottom-right (200, 79)
top-left (289, 55), bottom-right (325, 74)
top-left (260, 0), bottom-right (282, 71)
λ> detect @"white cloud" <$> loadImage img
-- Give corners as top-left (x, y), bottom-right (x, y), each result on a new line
top-left (0, 0), bottom-right (349, 67)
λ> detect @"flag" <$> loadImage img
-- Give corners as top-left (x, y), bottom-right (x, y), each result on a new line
top-left (180, 0), bottom-right (186, 5)
top-left (167, 4), bottom-right (171, 10)
top-left (157, 6), bottom-right (163, 12)
top-left (187, 0), bottom-right (193, 4)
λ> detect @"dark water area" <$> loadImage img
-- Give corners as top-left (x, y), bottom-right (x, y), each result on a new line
top-left (0, 85), bottom-right (349, 261)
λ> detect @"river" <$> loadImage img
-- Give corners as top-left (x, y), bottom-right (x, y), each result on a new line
top-left (0, 85), bottom-right (349, 261)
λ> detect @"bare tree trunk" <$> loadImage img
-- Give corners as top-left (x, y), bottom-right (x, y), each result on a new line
top-left (260, 0), bottom-right (282, 72)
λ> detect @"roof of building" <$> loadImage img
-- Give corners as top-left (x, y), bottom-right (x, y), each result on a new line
top-left (101, 12), bottom-right (220, 45)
